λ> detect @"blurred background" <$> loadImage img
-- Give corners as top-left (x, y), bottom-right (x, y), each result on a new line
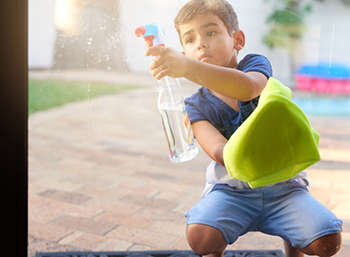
top-left (27, 1), bottom-right (350, 256)
top-left (29, 0), bottom-right (350, 85)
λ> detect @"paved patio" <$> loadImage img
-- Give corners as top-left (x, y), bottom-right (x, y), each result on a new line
top-left (28, 70), bottom-right (350, 257)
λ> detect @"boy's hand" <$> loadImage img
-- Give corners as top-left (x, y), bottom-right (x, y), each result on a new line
top-left (144, 46), bottom-right (188, 80)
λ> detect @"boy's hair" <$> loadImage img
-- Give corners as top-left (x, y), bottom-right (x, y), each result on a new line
top-left (174, 0), bottom-right (239, 40)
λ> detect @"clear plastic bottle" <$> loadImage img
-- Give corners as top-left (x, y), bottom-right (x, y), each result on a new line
top-left (135, 23), bottom-right (198, 162)
top-left (156, 76), bottom-right (198, 163)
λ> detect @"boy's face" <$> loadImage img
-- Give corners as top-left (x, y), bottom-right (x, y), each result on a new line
top-left (179, 13), bottom-right (244, 69)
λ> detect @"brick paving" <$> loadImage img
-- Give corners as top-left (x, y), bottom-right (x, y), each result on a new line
top-left (28, 70), bottom-right (350, 257)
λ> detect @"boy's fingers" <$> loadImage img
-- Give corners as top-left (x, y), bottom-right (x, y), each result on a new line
top-left (149, 55), bottom-right (165, 70)
top-left (144, 46), bottom-right (165, 56)
top-left (151, 64), bottom-right (164, 78)
top-left (154, 70), bottom-right (167, 80)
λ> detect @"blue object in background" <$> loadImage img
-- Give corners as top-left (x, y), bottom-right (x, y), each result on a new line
top-left (296, 62), bottom-right (350, 79)
top-left (295, 62), bottom-right (350, 94)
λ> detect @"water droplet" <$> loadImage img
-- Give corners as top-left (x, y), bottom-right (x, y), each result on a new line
top-left (87, 82), bottom-right (92, 137)
top-left (87, 37), bottom-right (93, 45)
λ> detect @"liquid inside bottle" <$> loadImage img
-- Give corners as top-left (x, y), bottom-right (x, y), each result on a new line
top-left (157, 77), bottom-right (198, 163)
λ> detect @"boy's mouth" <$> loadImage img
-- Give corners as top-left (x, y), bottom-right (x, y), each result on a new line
top-left (199, 54), bottom-right (211, 62)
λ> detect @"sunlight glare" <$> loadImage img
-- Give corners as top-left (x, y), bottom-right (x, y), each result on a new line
top-left (54, 0), bottom-right (78, 36)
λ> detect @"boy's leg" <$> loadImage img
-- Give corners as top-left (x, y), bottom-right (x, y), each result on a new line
top-left (298, 233), bottom-right (342, 257)
top-left (261, 182), bottom-right (343, 257)
top-left (185, 184), bottom-right (262, 256)
top-left (186, 224), bottom-right (226, 256)
top-left (186, 225), bottom-right (341, 257)
top-left (284, 233), bottom-right (341, 257)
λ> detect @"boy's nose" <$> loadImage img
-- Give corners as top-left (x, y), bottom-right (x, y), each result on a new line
top-left (197, 38), bottom-right (208, 50)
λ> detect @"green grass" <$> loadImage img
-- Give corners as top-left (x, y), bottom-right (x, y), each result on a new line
top-left (28, 79), bottom-right (141, 115)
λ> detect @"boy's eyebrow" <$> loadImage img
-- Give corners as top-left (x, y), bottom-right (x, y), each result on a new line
top-left (181, 22), bottom-right (220, 40)
top-left (202, 22), bottom-right (220, 29)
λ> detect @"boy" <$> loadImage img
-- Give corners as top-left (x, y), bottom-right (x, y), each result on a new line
top-left (144, 1), bottom-right (342, 256)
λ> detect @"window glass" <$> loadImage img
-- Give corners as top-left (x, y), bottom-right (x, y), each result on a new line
top-left (28, 1), bottom-right (349, 256)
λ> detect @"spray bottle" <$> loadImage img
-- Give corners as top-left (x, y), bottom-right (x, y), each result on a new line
top-left (135, 23), bottom-right (198, 163)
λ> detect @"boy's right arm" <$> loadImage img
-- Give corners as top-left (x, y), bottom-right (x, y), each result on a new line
top-left (191, 120), bottom-right (227, 167)
top-left (145, 46), bottom-right (268, 102)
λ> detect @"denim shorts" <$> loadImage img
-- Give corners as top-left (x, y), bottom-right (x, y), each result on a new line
top-left (185, 182), bottom-right (343, 248)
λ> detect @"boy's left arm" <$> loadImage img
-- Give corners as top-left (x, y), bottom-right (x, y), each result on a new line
top-left (191, 120), bottom-right (228, 167)
top-left (145, 46), bottom-right (268, 102)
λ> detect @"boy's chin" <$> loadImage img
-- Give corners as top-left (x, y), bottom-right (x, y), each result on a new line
top-left (200, 58), bottom-right (219, 66)
top-left (202, 59), bottom-right (229, 67)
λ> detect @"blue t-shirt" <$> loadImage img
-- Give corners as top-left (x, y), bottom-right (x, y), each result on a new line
top-left (185, 54), bottom-right (273, 140)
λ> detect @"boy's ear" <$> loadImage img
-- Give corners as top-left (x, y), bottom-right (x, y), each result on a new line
top-left (233, 30), bottom-right (245, 51)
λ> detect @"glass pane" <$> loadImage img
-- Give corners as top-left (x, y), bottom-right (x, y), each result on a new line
top-left (28, 0), bottom-right (350, 256)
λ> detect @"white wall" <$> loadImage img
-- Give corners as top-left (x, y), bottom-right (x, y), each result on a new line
top-left (28, 0), bottom-right (56, 68)
top-left (28, 0), bottom-right (350, 84)
top-left (303, 1), bottom-right (350, 66)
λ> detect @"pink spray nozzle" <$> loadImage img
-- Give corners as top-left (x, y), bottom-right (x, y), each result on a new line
top-left (135, 26), bottom-right (147, 37)
top-left (135, 23), bottom-right (166, 48)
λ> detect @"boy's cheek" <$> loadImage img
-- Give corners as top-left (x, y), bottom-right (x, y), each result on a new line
top-left (182, 47), bottom-right (196, 59)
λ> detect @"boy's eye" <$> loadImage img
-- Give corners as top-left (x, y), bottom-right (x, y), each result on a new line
top-left (185, 37), bottom-right (194, 44)
top-left (207, 31), bottom-right (216, 36)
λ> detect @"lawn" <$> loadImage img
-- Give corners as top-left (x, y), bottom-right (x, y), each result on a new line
top-left (28, 79), bottom-right (140, 115)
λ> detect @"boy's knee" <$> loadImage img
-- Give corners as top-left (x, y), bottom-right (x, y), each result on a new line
top-left (301, 233), bottom-right (342, 257)
top-left (186, 224), bottom-right (226, 256)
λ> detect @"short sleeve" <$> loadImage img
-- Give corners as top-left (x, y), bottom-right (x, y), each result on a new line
top-left (185, 96), bottom-right (206, 123)
top-left (237, 54), bottom-right (273, 79)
